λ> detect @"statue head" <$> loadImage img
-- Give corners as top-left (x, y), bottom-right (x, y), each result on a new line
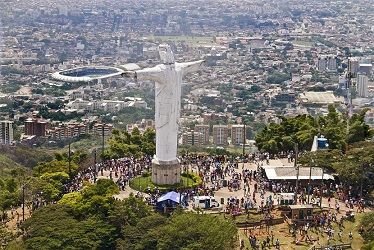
top-left (158, 44), bottom-right (175, 64)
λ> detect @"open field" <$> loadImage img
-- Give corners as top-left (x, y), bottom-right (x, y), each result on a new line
top-left (293, 39), bottom-right (315, 47)
top-left (147, 35), bottom-right (215, 45)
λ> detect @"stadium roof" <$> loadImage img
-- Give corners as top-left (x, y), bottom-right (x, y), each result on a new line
top-left (299, 91), bottom-right (343, 105)
top-left (51, 66), bottom-right (124, 82)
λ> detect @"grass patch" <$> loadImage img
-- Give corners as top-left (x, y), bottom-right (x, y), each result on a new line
top-left (293, 39), bottom-right (315, 47)
top-left (218, 212), bottom-right (264, 224)
top-left (238, 212), bottom-right (365, 249)
top-left (0, 154), bottom-right (23, 176)
top-left (129, 175), bottom-right (199, 192)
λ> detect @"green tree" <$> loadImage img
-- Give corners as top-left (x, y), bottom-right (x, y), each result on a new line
top-left (360, 212), bottom-right (374, 245)
top-left (156, 213), bottom-right (237, 250)
top-left (22, 204), bottom-right (117, 250)
top-left (109, 194), bottom-right (152, 229)
top-left (266, 72), bottom-right (291, 84)
top-left (59, 179), bottom-right (119, 218)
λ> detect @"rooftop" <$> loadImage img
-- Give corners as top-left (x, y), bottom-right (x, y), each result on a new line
top-left (265, 167), bottom-right (334, 180)
top-left (299, 91), bottom-right (342, 104)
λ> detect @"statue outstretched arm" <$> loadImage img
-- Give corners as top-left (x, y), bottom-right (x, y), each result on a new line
top-left (177, 60), bottom-right (205, 77)
top-left (135, 65), bottom-right (164, 83)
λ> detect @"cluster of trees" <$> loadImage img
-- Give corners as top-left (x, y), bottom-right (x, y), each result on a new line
top-left (255, 106), bottom-right (372, 154)
top-left (299, 141), bottom-right (374, 193)
top-left (105, 107), bottom-right (154, 126)
top-left (360, 212), bottom-right (374, 250)
top-left (0, 146), bottom-right (54, 224)
top-left (0, 147), bottom-right (90, 225)
top-left (38, 106), bottom-right (84, 121)
top-left (32, 87), bottom-right (66, 97)
top-left (103, 127), bottom-right (156, 159)
top-left (0, 82), bottom-right (23, 93)
top-left (266, 72), bottom-right (292, 84)
top-left (20, 179), bottom-right (237, 250)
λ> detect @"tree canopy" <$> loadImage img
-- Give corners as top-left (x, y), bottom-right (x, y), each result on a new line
top-left (360, 212), bottom-right (374, 250)
top-left (21, 180), bottom-right (237, 250)
top-left (255, 106), bottom-right (372, 154)
top-left (103, 127), bottom-right (155, 159)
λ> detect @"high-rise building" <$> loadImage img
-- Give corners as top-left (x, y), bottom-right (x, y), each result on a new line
top-left (231, 124), bottom-right (245, 145)
top-left (194, 124), bottom-right (210, 144)
top-left (24, 117), bottom-right (48, 137)
top-left (0, 121), bottom-right (14, 145)
top-left (212, 125), bottom-right (228, 145)
top-left (348, 58), bottom-right (360, 77)
top-left (93, 123), bottom-right (113, 137)
top-left (317, 57), bottom-right (327, 72)
top-left (182, 131), bottom-right (201, 146)
top-left (357, 74), bottom-right (368, 97)
top-left (317, 56), bottom-right (336, 72)
top-left (50, 123), bottom-right (88, 140)
top-left (327, 56), bottom-right (337, 71)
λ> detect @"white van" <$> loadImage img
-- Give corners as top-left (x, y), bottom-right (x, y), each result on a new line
top-left (277, 193), bottom-right (295, 206)
top-left (193, 196), bottom-right (220, 209)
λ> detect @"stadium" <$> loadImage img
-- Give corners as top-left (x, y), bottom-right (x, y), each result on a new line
top-left (51, 66), bottom-right (125, 82)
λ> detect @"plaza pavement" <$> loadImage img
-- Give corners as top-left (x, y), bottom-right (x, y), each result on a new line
top-left (100, 159), bottom-right (362, 217)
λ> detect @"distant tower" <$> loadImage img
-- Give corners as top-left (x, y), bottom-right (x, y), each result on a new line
top-left (348, 57), bottom-right (359, 77)
top-left (0, 121), bottom-right (14, 145)
top-left (317, 57), bottom-right (327, 71)
top-left (356, 74), bottom-right (368, 97)
top-left (327, 56), bottom-right (337, 71)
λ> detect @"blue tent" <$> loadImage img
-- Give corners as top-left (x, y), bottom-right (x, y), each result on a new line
top-left (156, 191), bottom-right (183, 212)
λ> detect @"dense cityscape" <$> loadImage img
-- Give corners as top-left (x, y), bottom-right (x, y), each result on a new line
top-left (0, 0), bottom-right (374, 249)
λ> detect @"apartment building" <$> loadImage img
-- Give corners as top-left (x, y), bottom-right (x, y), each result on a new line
top-left (0, 121), bottom-right (14, 145)
top-left (212, 125), bottom-right (228, 145)
top-left (231, 124), bottom-right (245, 145)
top-left (194, 124), bottom-right (210, 144)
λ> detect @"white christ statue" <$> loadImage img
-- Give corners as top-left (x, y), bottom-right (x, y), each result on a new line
top-left (124, 44), bottom-right (204, 184)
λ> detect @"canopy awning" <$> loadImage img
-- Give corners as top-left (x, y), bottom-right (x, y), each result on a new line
top-left (157, 191), bottom-right (182, 203)
top-left (264, 167), bottom-right (334, 180)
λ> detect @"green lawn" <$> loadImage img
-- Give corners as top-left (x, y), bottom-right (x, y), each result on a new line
top-left (293, 39), bottom-right (315, 47)
top-left (129, 175), bottom-right (198, 192)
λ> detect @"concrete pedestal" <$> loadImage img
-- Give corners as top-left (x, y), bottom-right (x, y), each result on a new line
top-left (151, 158), bottom-right (181, 185)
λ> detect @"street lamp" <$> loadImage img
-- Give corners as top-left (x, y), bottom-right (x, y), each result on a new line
top-left (320, 167), bottom-right (324, 208)
top-left (294, 143), bottom-right (299, 205)
top-left (102, 123), bottom-right (105, 162)
top-left (307, 159), bottom-right (313, 204)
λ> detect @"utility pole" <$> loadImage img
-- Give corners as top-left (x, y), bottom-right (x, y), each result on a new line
top-left (94, 149), bottom-right (97, 172)
top-left (294, 143), bottom-right (299, 204)
top-left (102, 124), bottom-right (105, 162)
top-left (94, 149), bottom-right (97, 182)
top-left (360, 164), bottom-right (364, 198)
top-left (68, 140), bottom-right (71, 177)
top-left (320, 167), bottom-right (324, 208)
top-left (242, 122), bottom-right (246, 157)
top-left (22, 184), bottom-right (25, 221)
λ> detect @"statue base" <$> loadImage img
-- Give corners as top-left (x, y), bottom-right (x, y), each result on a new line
top-left (151, 158), bottom-right (181, 185)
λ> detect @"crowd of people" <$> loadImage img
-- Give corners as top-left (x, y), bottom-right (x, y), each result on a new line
top-left (3, 151), bottom-right (369, 249)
